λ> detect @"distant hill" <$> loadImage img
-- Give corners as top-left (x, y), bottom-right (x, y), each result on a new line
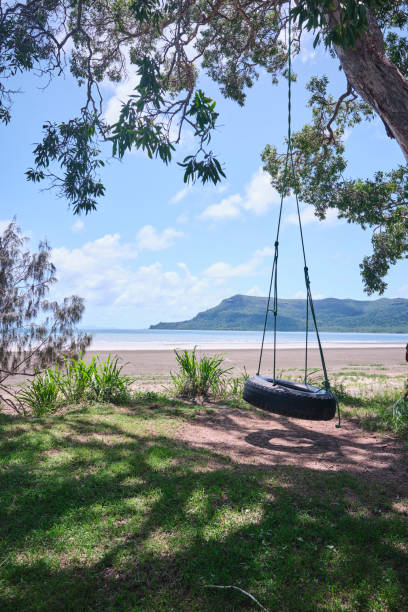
top-left (150, 295), bottom-right (408, 332)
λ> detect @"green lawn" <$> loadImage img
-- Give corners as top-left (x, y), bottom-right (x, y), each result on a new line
top-left (1, 398), bottom-right (407, 611)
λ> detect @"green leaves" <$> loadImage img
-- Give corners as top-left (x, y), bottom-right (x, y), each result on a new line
top-left (26, 117), bottom-right (105, 214)
top-left (177, 90), bottom-right (225, 184)
top-left (187, 89), bottom-right (219, 143)
top-left (292, 0), bottom-right (377, 49)
top-left (262, 75), bottom-right (407, 296)
top-left (110, 61), bottom-right (225, 184)
top-left (179, 154), bottom-right (226, 185)
top-left (111, 110), bottom-right (175, 163)
top-left (129, 0), bottom-right (163, 27)
top-left (109, 57), bottom-right (175, 162)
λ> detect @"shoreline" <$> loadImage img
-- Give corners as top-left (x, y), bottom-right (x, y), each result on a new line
top-left (88, 341), bottom-right (406, 351)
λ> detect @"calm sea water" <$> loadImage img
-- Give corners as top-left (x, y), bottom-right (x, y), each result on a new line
top-left (84, 329), bottom-right (408, 351)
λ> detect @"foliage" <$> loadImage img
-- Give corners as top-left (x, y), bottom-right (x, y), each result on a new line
top-left (86, 354), bottom-right (133, 404)
top-left (26, 117), bottom-right (105, 215)
top-left (18, 367), bottom-right (61, 417)
top-left (1, 0), bottom-right (408, 290)
top-left (17, 354), bottom-right (133, 414)
top-left (216, 368), bottom-right (249, 401)
top-left (329, 372), bottom-right (408, 438)
top-left (292, 0), bottom-right (378, 49)
top-left (58, 354), bottom-right (94, 404)
top-left (0, 402), bottom-right (407, 610)
top-left (262, 75), bottom-right (408, 295)
top-left (171, 347), bottom-right (232, 398)
top-left (0, 221), bottom-right (90, 414)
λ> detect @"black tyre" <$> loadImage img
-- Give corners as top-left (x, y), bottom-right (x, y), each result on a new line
top-left (243, 376), bottom-right (336, 421)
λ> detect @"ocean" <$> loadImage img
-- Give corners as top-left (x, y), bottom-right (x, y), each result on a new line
top-left (84, 329), bottom-right (408, 351)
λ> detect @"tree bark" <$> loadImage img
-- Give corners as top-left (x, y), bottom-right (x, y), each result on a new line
top-left (328, 8), bottom-right (408, 163)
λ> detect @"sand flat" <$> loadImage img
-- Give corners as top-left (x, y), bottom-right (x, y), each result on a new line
top-left (88, 346), bottom-right (407, 376)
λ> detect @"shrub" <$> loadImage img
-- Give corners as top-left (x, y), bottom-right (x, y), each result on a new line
top-left (87, 355), bottom-right (132, 404)
top-left (58, 355), bottom-right (95, 403)
top-left (18, 367), bottom-right (61, 416)
top-left (217, 368), bottom-right (249, 399)
top-left (18, 354), bottom-right (133, 414)
top-left (171, 347), bottom-right (232, 398)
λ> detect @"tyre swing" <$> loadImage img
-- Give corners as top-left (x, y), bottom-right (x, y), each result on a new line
top-left (243, 1), bottom-right (340, 425)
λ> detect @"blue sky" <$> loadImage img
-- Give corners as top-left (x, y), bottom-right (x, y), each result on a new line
top-left (1, 36), bottom-right (407, 328)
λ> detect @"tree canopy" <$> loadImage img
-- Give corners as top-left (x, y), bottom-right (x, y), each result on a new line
top-left (1, 0), bottom-right (407, 293)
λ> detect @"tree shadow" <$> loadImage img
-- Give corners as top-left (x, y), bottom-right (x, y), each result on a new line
top-left (0, 408), bottom-right (407, 611)
top-left (177, 407), bottom-right (408, 489)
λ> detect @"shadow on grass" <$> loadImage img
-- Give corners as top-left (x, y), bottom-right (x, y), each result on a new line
top-left (0, 407), bottom-right (407, 611)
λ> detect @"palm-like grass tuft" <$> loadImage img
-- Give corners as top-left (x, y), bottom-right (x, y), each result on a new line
top-left (171, 347), bottom-right (233, 398)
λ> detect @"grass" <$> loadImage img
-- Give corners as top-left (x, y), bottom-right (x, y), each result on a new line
top-left (170, 347), bottom-right (233, 398)
top-left (328, 370), bottom-right (408, 435)
top-left (0, 397), bottom-right (407, 611)
top-left (17, 354), bottom-right (133, 415)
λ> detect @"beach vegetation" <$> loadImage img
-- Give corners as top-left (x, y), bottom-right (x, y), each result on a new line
top-left (17, 367), bottom-right (61, 417)
top-left (0, 401), bottom-right (407, 611)
top-left (0, 221), bottom-right (90, 415)
top-left (16, 354), bottom-right (133, 415)
top-left (170, 347), bottom-right (233, 399)
top-left (331, 379), bottom-right (408, 438)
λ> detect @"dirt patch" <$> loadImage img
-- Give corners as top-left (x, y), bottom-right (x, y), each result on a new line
top-left (178, 408), bottom-right (408, 490)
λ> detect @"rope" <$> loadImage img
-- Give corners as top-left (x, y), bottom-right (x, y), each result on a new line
top-left (257, 0), bottom-right (341, 427)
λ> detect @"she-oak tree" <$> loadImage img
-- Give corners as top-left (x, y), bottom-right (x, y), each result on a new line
top-left (1, 0), bottom-right (407, 293)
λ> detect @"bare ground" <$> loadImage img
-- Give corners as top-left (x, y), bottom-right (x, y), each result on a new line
top-left (178, 407), bottom-right (408, 492)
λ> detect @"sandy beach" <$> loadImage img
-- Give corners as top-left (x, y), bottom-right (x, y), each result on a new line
top-left (88, 345), bottom-right (407, 377)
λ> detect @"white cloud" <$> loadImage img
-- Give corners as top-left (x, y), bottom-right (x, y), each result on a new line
top-left (136, 225), bottom-right (184, 251)
top-left (246, 285), bottom-right (262, 296)
top-left (297, 31), bottom-right (317, 65)
top-left (104, 72), bottom-right (140, 125)
top-left (204, 247), bottom-right (274, 279)
top-left (51, 234), bottom-right (229, 324)
top-left (51, 237), bottom-right (276, 325)
top-left (200, 168), bottom-right (279, 221)
top-left (241, 168), bottom-right (280, 215)
top-left (53, 226), bottom-right (183, 285)
top-left (200, 194), bottom-right (242, 220)
top-left (285, 206), bottom-right (341, 227)
top-left (170, 186), bottom-right (192, 204)
top-left (71, 219), bottom-right (84, 233)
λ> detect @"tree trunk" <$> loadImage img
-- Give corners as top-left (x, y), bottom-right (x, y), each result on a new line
top-left (328, 8), bottom-right (408, 163)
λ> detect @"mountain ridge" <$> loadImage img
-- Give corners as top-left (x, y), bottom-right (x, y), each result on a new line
top-left (150, 295), bottom-right (408, 333)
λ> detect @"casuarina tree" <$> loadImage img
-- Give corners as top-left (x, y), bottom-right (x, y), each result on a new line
top-left (0, 221), bottom-right (90, 413)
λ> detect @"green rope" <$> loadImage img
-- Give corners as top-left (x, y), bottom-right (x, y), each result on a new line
top-left (257, 0), bottom-right (341, 428)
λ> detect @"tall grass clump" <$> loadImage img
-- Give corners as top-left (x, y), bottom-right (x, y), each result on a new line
top-left (59, 355), bottom-right (95, 403)
top-left (87, 355), bottom-right (133, 404)
top-left (17, 354), bottom-right (133, 415)
top-left (171, 347), bottom-right (232, 398)
top-left (18, 366), bottom-right (61, 416)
